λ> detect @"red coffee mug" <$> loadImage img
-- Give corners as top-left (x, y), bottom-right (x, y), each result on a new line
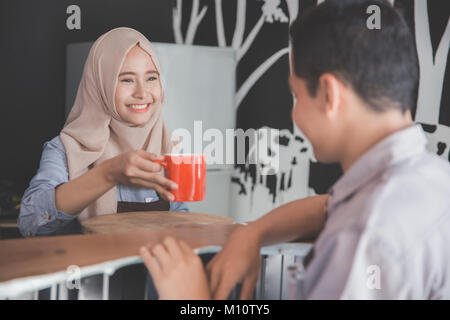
top-left (154, 154), bottom-right (206, 202)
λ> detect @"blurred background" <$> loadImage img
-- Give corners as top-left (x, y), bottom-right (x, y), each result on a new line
top-left (0, 0), bottom-right (449, 235)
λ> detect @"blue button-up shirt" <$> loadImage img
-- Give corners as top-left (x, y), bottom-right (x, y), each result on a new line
top-left (301, 125), bottom-right (450, 299)
top-left (18, 136), bottom-right (189, 237)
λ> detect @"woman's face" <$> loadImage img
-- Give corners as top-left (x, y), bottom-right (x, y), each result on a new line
top-left (115, 45), bottom-right (162, 126)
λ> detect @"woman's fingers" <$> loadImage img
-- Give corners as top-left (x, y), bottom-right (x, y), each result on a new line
top-left (130, 178), bottom-right (175, 201)
top-left (132, 168), bottom-right (178, 190)
top-left (122, 151), bottom-right (181, 198)
top-left (129, 169), bottom-right (177, 201)
top-left (136, 150), bottom-right (164, 162)
top-left (135, 154), bottom-right (162, 173)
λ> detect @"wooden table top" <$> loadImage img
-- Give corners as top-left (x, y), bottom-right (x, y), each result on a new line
top-left (0, 212), bottom-right (237, 283)
top-left (81, 211), bottom-right (234, 234)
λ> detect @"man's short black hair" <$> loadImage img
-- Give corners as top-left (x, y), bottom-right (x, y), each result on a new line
top-left (289, 0), bottom-right (419, 113)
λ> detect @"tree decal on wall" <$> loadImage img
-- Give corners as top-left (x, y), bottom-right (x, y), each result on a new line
top-left (171, 0), bottom-right (449, 222)
top-left (414, 0), bottom-right (450, 160)
top-left (173, 0), bottom-right (292, 108)
top-left (173, 0), bottom-right (208, 44)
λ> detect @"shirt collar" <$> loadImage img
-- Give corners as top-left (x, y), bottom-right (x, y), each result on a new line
top-left (327, 124), bottom-right (427, 213)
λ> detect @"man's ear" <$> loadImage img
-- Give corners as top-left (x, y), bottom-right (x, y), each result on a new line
top-left (319, 73), bottom-right (341, 118)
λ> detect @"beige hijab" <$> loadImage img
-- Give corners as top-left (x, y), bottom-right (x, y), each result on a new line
top-left (60, 27), bottom-right (173, 221)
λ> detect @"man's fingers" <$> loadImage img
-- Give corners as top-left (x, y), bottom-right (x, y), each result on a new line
top-left (207, 261), bottom-right (220, 295)
top-left (151, 243), bottom-right (172, 270)
top-left (206, 258), bottom-right (213, 274)
top-left (213, 273), bottom-right (236, 300)
top-left (178, 240), bottom-right (195, 256)
top-left (239, 274), bottom-right (258, 300)
top-left (163, 237), bottom-right (184, 261)
top-left (140, 246), bottom-right (162, 280)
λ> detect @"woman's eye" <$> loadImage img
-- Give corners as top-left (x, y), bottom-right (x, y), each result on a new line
top-left (120, 78), bottom-right (133, 83)
top-left (147, 76), bottom-right (157, 81)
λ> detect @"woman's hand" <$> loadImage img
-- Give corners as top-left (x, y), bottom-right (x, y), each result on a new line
top-left (140, 237), bottom-right (211, 300)
top-left (104, 150), bottom-right (177, 201)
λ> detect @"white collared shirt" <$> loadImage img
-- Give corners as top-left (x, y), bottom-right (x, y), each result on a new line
top-left (301, 125), bottom-right (450, 299)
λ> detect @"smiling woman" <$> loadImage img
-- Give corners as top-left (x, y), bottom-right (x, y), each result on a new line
top-left (115, 46), bottom-right (163, 125)
top-left (17, 28), bottom-right (187, 238)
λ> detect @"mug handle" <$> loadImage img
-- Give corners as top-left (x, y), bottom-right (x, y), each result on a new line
top-left (153, 159), bottom-right (168, 170)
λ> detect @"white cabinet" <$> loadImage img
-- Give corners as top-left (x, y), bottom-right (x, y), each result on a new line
top-left (187, 169), bottom-right (233, 218)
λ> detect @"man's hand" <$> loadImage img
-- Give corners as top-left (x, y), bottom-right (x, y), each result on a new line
top-left (206, 225), bottom-right (262, 299)
top-left (140, 237), bottom-right (211, 300)
top-left (207, 195), bottom-right (328, 299)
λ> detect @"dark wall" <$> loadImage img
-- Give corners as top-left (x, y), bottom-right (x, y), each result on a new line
top-left (0, 0), bottom-right (175, 194)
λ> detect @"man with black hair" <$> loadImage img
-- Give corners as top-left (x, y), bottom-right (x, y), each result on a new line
top-left (140, 0), bottom-right (450, 299)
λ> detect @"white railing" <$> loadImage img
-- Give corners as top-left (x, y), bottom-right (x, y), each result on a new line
top-left (0, 243), bottom-right (312, 300)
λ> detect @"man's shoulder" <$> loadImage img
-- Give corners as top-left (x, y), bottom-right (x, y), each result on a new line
top-left (374, 151), bottom-right (450, 209)
top-left (355, 152), bottom-right (450, 247)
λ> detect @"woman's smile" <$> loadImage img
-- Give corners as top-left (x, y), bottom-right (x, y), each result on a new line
top-left (127, 103), bottom-right (151, 113)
